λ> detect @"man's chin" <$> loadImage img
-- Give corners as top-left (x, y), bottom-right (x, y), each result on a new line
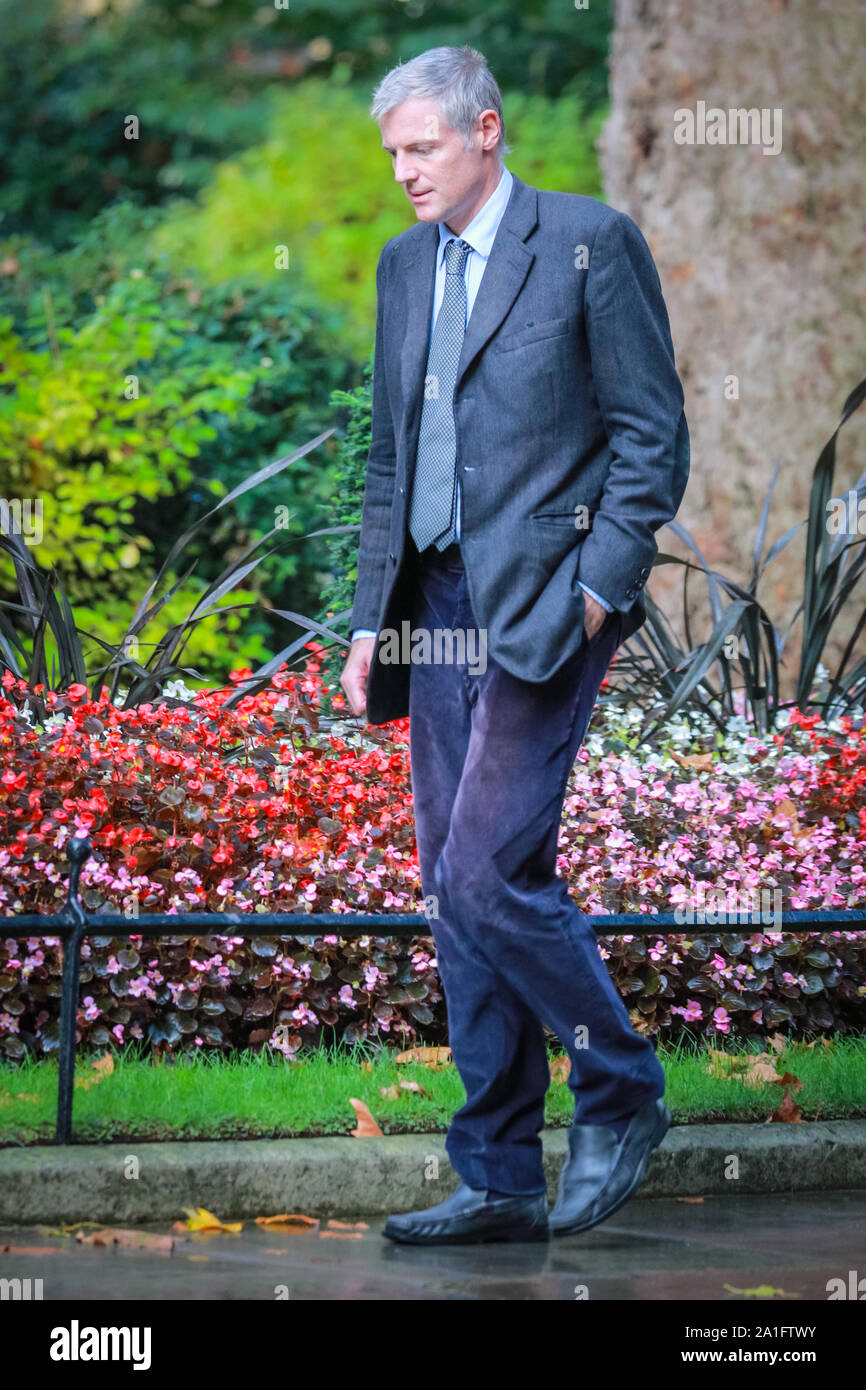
top-left (409, 195), bottom-right (441, 221)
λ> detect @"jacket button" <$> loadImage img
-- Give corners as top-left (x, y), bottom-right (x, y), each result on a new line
top-left (389, 553), bottom-right (396, 564)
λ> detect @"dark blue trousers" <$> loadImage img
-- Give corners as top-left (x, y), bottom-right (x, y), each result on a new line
top-left (406, 544), bottom-right (666, 1195)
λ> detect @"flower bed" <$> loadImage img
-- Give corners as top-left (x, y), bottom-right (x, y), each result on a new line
top-left (1, 653), bottom-right (864, 1059)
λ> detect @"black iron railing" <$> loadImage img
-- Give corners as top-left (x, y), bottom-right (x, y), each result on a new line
top-left (2, 837), bottom-right (863, 1143)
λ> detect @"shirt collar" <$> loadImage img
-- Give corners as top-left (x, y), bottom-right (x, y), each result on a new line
top-left (437, 166), bottom-right (513, 264)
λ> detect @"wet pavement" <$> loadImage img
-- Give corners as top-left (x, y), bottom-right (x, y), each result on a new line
top-left (2, 1190), bottom-right (863, 1299)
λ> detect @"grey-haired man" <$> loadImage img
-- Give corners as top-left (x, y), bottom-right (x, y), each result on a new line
top-left (341, 46), bottom-right (688, 1245)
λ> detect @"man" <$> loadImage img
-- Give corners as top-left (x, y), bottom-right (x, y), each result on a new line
top-left (340, 46), bottom-right (689, 1245)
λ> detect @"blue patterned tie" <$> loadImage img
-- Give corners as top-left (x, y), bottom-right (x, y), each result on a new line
top-left (409, 237), bottom-right (472, 552)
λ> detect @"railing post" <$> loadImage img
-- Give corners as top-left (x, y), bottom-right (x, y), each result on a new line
top-left (55, 837), bottom-right (92, 1145)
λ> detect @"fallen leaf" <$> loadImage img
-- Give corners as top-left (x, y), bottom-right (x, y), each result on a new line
top-left (75, 1228), bottom-right (174, 1253)
top-left (255, 1213), bottom-right (318, 1232)
top-left (187, 1255), bottom-right (210, 1262)
top-left (37, 1222), bottom-right (102, 1238)
top-left (773, 1071), bottom-right (803, 1091)
top-left (705, 1047), bottom-right (744, 1077)
top-left (723, 1283), bottom-right (797, 1299)
top-left (318, 1230), bottom-right (364, 1240)
top-left (676, 1196), bottom-right (704, 1204)
top-left (181, 1206), bottom-right (242, 1233)
top-left (394, 1045), bottom-right (452, 1069)
top-left (398, 1079), bottom-right (427, 1096)
top-left (767, 1087), bottom-right (802, 1123)
top-left (761, 798), bottom-right (803, 838)
top-left (74, 1051), bottom-right (115, 1090)
top-left (360, 1061), bottom-right (372, 1073)
top-left (768, 1032), bottom-right (788, 1054)
top-left (0, 1092), bottom-right (40, 1106)
top-left (379, 1080), bottom-right (427, 1100)
top-left (348, 1097), bottom-right (384, 1137)
top-left (706, 1049), bottom-right (783, 1086)
top-left (742, 1056), bottom-right (784, 1086)
top-left (670, 751), bottom-right (714, 771)
top-left (326, 1219), bottom-right (369, 1230)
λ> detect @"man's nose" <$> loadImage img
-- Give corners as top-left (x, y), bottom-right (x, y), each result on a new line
top-left (393, 154), bottom-right (418, 185)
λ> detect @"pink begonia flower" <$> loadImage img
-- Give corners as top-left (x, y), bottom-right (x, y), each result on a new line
top-left (127, 976), bottom-right (155, 999)
top-left (82, 996), bottom-right (100, 1021)
top-left (338, 985), bottom-right (356, 1007)
top-left (712, 1006), bottom-right (731, 1034)
top-left (671, 1000), bottom-right (703, 1023)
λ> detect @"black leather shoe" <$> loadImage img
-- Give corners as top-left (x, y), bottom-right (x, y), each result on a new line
top-left (383, 1182), bottom-right (549, 1246)
top-left (550, 1097), bottom-right (671, 1238)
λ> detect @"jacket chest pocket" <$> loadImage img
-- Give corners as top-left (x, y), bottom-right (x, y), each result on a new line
top-left (492, 314), bottom-right (573, 354)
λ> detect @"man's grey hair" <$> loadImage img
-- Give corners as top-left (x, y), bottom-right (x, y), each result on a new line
top-left (370, 46), bottom-right (510, 159)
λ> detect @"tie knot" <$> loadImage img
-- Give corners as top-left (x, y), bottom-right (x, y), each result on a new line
top-left (444, 237), bottom-right (471, 276)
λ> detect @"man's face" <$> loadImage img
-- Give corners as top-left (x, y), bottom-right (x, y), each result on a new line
top-left (380, 97), bottom-right (500, 232)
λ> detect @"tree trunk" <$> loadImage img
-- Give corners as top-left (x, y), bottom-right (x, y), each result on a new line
top-left (599, 0), bottom-right (866, 667)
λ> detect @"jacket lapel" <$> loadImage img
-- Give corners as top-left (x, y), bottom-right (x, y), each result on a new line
top-left (455, 174), bottom-right (538, 388)
top-left (398, 229), bottom-right (438, 419)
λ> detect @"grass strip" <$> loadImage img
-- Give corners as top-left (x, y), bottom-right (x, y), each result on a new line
top-left (1, 1034), bottom-right (863, 1146)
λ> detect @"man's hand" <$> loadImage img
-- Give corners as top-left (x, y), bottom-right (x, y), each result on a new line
top-left (340, 636), bottom-right (376, 717)
top-left (583, 591), bottom-right (606, 642)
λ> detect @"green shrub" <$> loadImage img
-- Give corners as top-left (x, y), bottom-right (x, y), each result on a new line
top-left (0, 205), bottom-right (356, 678)
top-left (0, 0), bottom-right (611, 247)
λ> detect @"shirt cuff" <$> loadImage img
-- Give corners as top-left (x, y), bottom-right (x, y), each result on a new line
top-left (351, 629), bottom-right (377, 641)
top-left (578, 582), bottom-right (614, 613)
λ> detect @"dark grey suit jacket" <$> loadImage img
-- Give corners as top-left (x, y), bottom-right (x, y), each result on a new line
top-left (349, 171), bottom-right (689, 725)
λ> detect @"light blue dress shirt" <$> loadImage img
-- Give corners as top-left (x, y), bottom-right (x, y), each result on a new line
top-left (352, 166), bottom-right (612, 640)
